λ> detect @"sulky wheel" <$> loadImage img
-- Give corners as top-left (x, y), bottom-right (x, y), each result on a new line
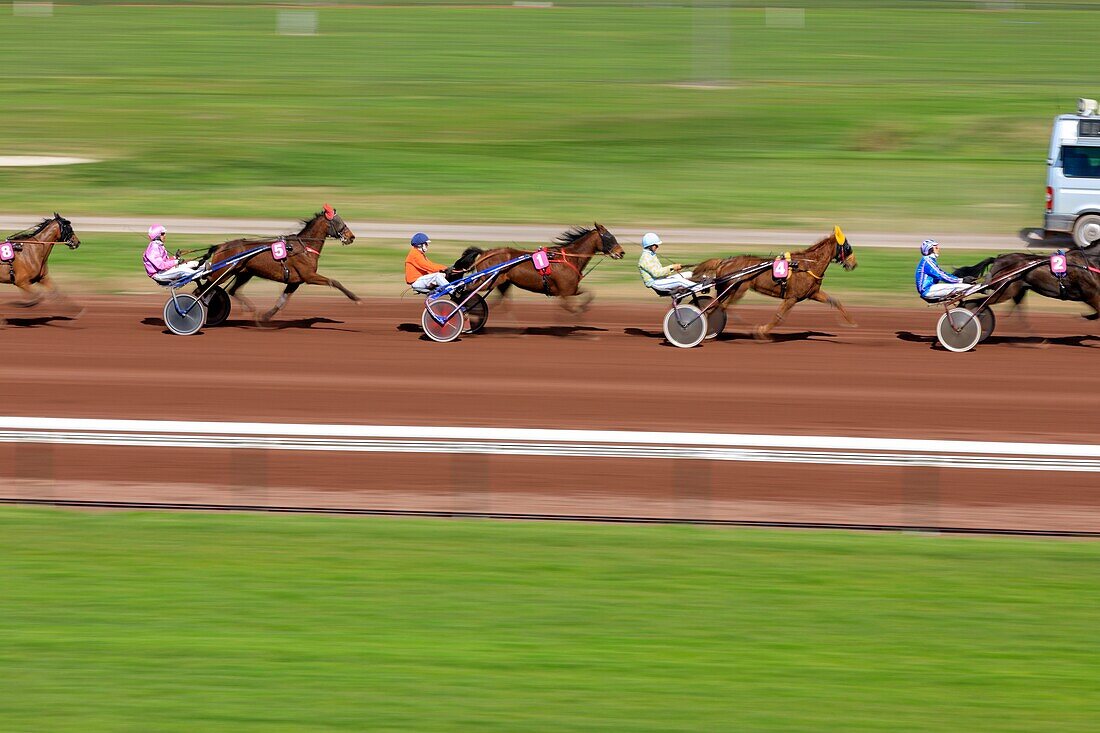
top-left (455, 293), bottom-right (488, 334)
top-left (936, 307), bottom-right (981, 353)
top-left (963, 302), bottom-right (995, 343)
top-left (694, 296), bottom-right (726, 340)
top-left (163, 294), bottom-right (206, 336)
top-left (422, 299), bottom-right (465, 342)
top-left (663, 303), bottom-right (707, 349)
top-left (199, 285), bottom-right (231, 327)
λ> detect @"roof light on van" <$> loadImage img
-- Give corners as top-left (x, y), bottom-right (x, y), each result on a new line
top-left (1079, 98), bottom-right (1099, 116)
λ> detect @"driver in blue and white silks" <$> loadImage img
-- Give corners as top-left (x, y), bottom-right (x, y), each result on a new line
top-left (915, 239), bottom-right (971, 300)
top-left (638, 232), bottom-right (694, 293)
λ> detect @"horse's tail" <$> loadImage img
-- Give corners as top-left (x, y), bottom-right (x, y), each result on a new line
top-left (691, 257), bottom-right (725, 281)
top-left (454, 246), bottom-right (484, 271)
top-left (953, 256), bottom-right (998, 279)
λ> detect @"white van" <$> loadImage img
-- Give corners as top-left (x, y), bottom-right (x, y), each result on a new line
top-left (1045, 98), bottom-right (1100, 249)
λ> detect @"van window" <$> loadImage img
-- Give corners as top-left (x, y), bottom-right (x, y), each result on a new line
top-left (1062, 146), bottom-right (1100, 178)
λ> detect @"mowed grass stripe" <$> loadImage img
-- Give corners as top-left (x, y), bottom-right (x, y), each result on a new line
top-left (1, 508), bottom-right (1099, 731)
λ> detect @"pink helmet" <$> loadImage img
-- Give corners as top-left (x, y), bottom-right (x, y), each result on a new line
top-left (148, 224), bottom-right (166, 240)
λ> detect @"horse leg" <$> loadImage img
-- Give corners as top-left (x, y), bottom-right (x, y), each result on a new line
top-left (561, 289), bottom-right (594, 315)
top-left (227, 273), bottom-right (258, 315)
top-left (11, 282), bottom-right (43, 308)
top-left (36, 273), bottom-right (83, 317)
top-left (302, 272), bottom-right (360, 303)
top-left (810, 289), bottom-right (857, 328)
top-left (715, 283), bottom-right (749, 324)
top-left (755, 297), bottom-right (798, 341)
top-left (261, 283), bottom-right (301, 323)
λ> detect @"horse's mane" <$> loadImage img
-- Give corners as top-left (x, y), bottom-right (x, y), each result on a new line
top-left (554, 226), bottom-right (594, 248)
top-left (8, 214), bottom-right (72, 241)
top-left (798, 232), bottom-right (837, 254)
top-left (292, 211), bottom-right (327, 236)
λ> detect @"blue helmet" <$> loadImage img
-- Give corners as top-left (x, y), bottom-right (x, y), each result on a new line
top-left (411, 232), bottom-right (431, 247)
top-left (920, 239), bottom-right (938, 256)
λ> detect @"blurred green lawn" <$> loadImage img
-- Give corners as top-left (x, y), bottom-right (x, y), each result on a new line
top-left (1, 509), bottom-right (1098, 731)
top-left (0, 5), bottom-right (1091, 230)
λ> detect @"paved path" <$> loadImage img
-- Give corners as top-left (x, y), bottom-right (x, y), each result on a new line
top-left (0, 214), bottom-right (1051, 249)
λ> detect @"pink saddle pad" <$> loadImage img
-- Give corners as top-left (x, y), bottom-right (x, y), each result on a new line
top-left (271, 239), bottom-right (288, 261)
top-left (1050, 252), bottom-right (1068, 277)
top-left (532, 248), bottom-right (550, 271)
top-left (772, 257), bottom-right (789, 279)
top-left (0, 242), bottom-right (14, 262)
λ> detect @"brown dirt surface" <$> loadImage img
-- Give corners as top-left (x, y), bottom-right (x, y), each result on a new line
top-left (2, 295), bottom-right (1098, 531)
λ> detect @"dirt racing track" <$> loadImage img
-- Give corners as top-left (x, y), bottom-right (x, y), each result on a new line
top-left (3, 296), bottom-right (1100, 534)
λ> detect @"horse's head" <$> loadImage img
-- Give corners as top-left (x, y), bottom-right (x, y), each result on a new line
top-left (320, 204), bottom-right (355, 245)
top-left (53, 213), bottom-right (79, 249)
top-left (594, 223), bottom-right (625, 259)
top-left (832, 226), bottom-right (855, 271)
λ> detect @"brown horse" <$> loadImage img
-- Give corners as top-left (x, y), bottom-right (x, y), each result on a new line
top-left (466, 224), bottom-right (625, 313)
top-left (692, 227), bottom-right (858, 340)
top-left (952, 250), bottom-right (1100, 321)
top-left (1, 213), bottom-right (81, 323)
top-left (208, 205), bottom-right (357, 322)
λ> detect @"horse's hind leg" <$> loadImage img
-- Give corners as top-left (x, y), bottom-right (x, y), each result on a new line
top-left (226, 272), bottom-right (258, 314)
top-left (261, 283), bottom-right (301, 323)
top-left (755, 297), bottom-right (798, 341)
top-left (303, 272), bottom-right (360, 303)
top-left (810, 289), bottom-right (857, 328)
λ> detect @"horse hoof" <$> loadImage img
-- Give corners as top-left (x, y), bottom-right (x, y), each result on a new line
top-left (842, 321), bottom-right (859, 329)
top-left (753, 327), bottom-right (773, 342)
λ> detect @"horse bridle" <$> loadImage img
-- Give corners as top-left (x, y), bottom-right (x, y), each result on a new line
top-left (834, 241), bottom-right (852, 262)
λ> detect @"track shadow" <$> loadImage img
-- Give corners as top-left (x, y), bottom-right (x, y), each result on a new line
top-left (624, 327), bottom-right (836, 344)
top-left (897, 330), bottom-right (1100, 349)
top-left (141, 316), bottom-right (351, 332)
top-left (398, 323), bottom-right (607, 339)
top-left (1, 315), bottom-right (78, 328)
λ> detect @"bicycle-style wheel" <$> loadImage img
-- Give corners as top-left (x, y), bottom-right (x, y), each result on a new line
top-left (936, 308), bottom-right (981, 352)
top-left (457, 293), bottom-right (488, 334)
top-left (663, 304), bottom-right (707, 348)
top-left (422, 300), bottom-right (465, 342)
top-left (199, 285), bottom-right (231, 327)
top-left (163, 294), bottom-right (206, 336)
top-left (695, 296), bottom-right (726, 340)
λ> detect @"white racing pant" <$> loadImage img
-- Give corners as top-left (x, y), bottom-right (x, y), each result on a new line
top-left (648, 272), bottom-right (696, 294)
top-left (923, 282), bottom-right (973, 300)
top-left (152, 261), bottom-right (202, 284)
top-left (411, 271), bottom-right (449, 293)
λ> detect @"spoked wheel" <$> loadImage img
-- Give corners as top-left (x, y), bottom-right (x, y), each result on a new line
top-left (163, 294), bottom-right (206, 336)
top-left (198, 285), bottom-right (231, 327)
top-left (963, 302), bottom-right (995, 343)
top-left (455, 293), bottom-right (488, 334)
top-left (663, 304), bottom-right (707, 349)
top-left (936, 307), bottom-right (981, 352)
top-left (422, 300), bottom-right (465, 343)
top-left (695, 296), bottom-right (726, 340)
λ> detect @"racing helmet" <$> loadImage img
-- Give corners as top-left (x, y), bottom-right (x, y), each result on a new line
top-left (642, 232), bottom-right (662, 249)
top-left (148, 224), bottom-right (167, 241)
top-left (920, 239), bottom-right (938, 256)
top-left (411, 232), bottom-right (431, 249)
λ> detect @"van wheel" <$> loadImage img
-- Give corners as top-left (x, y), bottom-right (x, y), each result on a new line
top-left (1072, 214), bottom-right (1100, 250)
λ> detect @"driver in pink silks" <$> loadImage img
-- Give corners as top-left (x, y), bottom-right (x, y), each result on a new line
top-left (143, 224), bottom-right (202, 284)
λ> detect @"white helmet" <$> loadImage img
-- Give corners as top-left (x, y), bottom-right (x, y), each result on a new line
top-left (642, 232), bottom-right (662, 249)
top-left (920, 239), bottom-right (938, 256)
